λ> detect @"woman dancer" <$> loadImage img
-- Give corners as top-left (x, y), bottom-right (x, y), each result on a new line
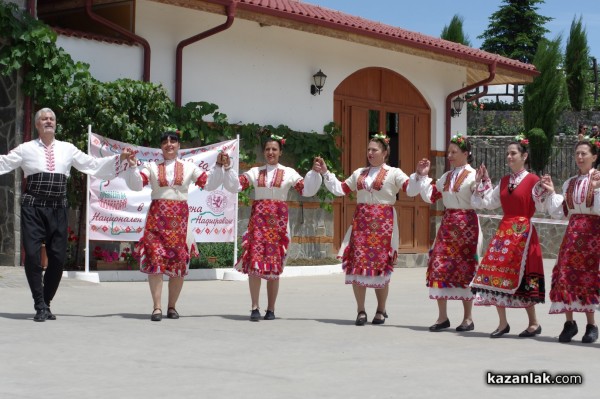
top-left (470, 136), bottom-right (546, 338)
top-left (410, 134), bottom-right (480, 332)
top-left (125, 131), bottom-right (224, 321)
top-left (316, 133), bottom-right (416, 326)
top-left (540, 138), bottom-right (600, 343)
top-left (222, 134), bottom-right (322, 321)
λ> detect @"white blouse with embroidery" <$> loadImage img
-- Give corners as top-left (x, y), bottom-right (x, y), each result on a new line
top-left (0, 138), bottom-right (121, 178)
top-left (323, 164), bottom-right (412, 203)
top-left (409, 164), bottom-right (477, 209)
top-left (545, 171), bottom-right (600, 218)
top-left (222, 164), bottom-right (322, 199)
top-left (125, 159), bottom-right (224, 200)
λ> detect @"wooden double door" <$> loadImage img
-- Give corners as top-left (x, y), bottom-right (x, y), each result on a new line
top-left (332, 68), bottom-right (431, 253)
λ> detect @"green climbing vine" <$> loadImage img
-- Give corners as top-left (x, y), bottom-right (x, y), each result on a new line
top-left (0, 2), bottom-right (343, 211)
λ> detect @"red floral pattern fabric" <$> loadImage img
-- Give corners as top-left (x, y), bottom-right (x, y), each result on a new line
top-left (341, 204), bottom-right (396, 277)
top-left (549, 214), bottom-right (600, 310)
top-left (427, 209), bottom-right (479, 289)
top-left (138, 199), bottom-right (196, 277)
top-left (235, 199), bottom-right (289, 280)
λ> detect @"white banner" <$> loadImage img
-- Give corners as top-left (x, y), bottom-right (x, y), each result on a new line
top-left (87, 133), bottom-right (238, 242)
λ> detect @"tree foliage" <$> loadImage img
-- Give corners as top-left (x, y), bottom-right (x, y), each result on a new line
top-left (523, 37), bottom-right (565, 146)
top-left (479, 0), bottom-right (551, 64)
top-left (441, 14), bottom-right (471, 46)
top-left (564, 16), bottom-right (590, 111)
top-left (525, 127), bottom-right (550, 174)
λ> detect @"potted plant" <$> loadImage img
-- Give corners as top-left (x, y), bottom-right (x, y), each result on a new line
top-left (94, 245), bottom-right (128, 270)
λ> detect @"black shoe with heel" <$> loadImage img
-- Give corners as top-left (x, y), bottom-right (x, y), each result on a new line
top-left (558, 320), bottom-right (578, 343)
top-left (456, 322), bottom-right (474, 332)
top-left (518, 325), bottom-right (541, 337)
top-left (582, 324), bottom-right (598, 343)
top-left (355, 311), bottom-right (367, 326)
top-left (372, 310), bottom-right (387, 325)
top-left (167, 307), bottom-right (179, 319)
top-left (151, 308), bottom-right (162, 322)
top-left (429, 319), bottom-right (450, 331)
top-left (490, 324), bottom-right (510, 338)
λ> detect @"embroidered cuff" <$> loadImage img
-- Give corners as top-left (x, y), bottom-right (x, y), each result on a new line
top-left (476, 179), bottom-right (491, 196)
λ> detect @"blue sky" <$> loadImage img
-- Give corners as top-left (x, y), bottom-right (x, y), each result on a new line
top-left (306, 1), bottom-right (600, 59)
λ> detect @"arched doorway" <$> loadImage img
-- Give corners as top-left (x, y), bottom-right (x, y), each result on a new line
top-left (332, 67), bottom-right (431, 253)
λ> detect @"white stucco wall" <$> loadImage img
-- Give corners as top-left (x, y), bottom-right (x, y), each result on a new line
top-left (56, 0), bottom-right (469, 150)
top-left (56, 36), bottom-right (143, 82)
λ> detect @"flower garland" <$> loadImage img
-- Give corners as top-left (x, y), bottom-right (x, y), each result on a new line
top-left (371, 132), bottom-right (390, 144)
top-left (514, 133), bottom-right (529, 147)
top-left (450, 133), bottom-right (468, 150)
top-left (583, 135), bottom-right (600, 149)
top-left (270, 134), bottom-right (286, 145)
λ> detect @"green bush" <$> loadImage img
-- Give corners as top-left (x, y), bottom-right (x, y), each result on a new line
top-left (193, 242), bottom-right (236, 268)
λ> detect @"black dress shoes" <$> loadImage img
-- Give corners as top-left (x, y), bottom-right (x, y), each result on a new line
top-left (250, 308), bottom-right (261, 322)
top-left (355, 311), bottom-right (367, 326)
top-left (518, 325), bottom-right (541, 337)
top-left (264, 310), bottom-right (275, 320)
top-left (490, 324), bottom-right (510, 338)
top-left (150, 308), bottom-right (162, 322)
top-left (429, 319), bottom-right (450, 331)
top-left (167, 308), bottom-right (180, 319)
top-left (46, 308), bottom-right (57, 320)
top-left (33, 308), bottom-right (49, 322)
top-left (456, 322), bottom-right (475, 332)
top-left (558, 320), bottom-right (578, 343)
top-left (372, 310), bottom-right (387, 325)
top-left (582, 324), bottom-right (598, 344)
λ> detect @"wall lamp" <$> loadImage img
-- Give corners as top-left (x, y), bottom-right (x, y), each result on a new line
top-left (450, 95), bottom-right (465, 117)
top-left (310, 69), bottom-right (327, 95)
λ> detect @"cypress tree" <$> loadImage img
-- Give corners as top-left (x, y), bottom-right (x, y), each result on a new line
top-left (441, 14), bottom-right (471, 46)
top-left (565, 16), bottom-right (590, 111)
top-left (523, 37), bottom-right (565, 145)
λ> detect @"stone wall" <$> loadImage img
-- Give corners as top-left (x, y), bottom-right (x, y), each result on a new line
top-left (0, 64), bottom-right (21, 266)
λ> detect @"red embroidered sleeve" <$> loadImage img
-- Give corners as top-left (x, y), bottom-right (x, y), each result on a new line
top-left (401, 180), bottom-right (409, 192)
top-left (294, 179), bottom-right (305, 195)
top-left (430, 183), bottom-right (442, 202)
top-left (140, 172), bottom-right (149, 187)
top-left (341, 182), bottom-right (352, 195)
top-left (239, 175), bottom-right (251, 190)
top-left (195, 172), bottom-right (208, 189)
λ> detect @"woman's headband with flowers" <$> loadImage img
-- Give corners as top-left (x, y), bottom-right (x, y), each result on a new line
top-left (450, 133), bottom-right (468, 150)
top-left (371, 132), bottom-right (390, 145)
top-left (514, 134), bottom-right (529, 147)
top-left (583, 136), bottom-right (600, 149)
top-left (270, 134), bottom-right (286, 145)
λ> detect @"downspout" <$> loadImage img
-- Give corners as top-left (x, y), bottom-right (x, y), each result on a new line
top-left (23, 0), bottom-right (36, 142)
top-left (175, 0), bottom-right (237, 107)
top-left (85, 0), bottom-right (151, 81)
top-left (445, 61), bottom-right (496, 170)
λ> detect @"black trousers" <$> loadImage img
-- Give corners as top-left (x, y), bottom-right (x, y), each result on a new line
top-left (21, 206), bottom-right (68, 310)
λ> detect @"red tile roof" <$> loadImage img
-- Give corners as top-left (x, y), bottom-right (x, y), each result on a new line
top-left (206, 0), bottom-right (537, 76)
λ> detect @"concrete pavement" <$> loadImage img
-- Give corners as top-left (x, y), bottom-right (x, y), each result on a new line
top-left (0, 263), bottom-right (598, 399)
